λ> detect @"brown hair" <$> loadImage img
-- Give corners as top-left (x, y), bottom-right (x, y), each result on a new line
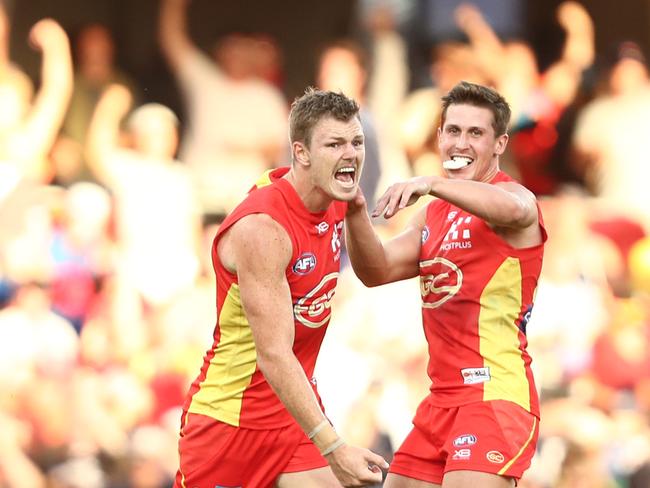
top-left (289, 87), bottom-right (360, 147)
top-left (440, 81), bottom-right (511, 136)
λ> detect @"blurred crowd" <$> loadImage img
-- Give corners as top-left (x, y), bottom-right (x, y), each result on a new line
top-left (0, 0), bottom-right (649, 487)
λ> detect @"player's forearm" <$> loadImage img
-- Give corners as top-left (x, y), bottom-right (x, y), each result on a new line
top-left (256, 349), bottom-right (334, 438)
top-left (429, 177), bottom-right (533, 228)
top-left (345, 209), bottom-right (391, 287)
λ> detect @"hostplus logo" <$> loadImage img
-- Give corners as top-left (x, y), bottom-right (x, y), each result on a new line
top-left (441, 214), bottom-right (472, 251)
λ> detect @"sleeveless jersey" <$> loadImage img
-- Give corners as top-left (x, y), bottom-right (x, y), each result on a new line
top-left (184, 167), bottom-right (347, 429)
top-left (419, 171), bottom-right (546, 417)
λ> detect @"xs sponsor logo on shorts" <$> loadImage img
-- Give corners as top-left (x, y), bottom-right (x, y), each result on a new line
top-left (452, 448), bottom-right (472, 460)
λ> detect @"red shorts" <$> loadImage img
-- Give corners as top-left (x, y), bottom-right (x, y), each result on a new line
top-left (390, 399), bottom-right (538, 484)
top-left (174, 412), bottom-right (327, 488)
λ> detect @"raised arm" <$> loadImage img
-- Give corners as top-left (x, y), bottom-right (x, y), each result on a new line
top-left (21, 19), bottom-right (73, 168)
top-left (158, 0), bottom-right (198, 72)
top-left (556, 1), bottom-right (595, 72)
top-left (85, 84), bottom-right (133, 184)
top-left (223, 214), bottom-right (387, 486)
top-left (454, 3), bottom-right (507, 83)
top-left (345, 189), bottom-right (423, 287)
top-left (375, 175), bottom-right (537, 228)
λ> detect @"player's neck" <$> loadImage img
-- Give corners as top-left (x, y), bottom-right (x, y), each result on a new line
top-left (285, 168), bottom-right (332, 213)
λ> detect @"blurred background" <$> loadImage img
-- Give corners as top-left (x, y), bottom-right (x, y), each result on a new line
top-left (1, 0), bottom-right (650, 486)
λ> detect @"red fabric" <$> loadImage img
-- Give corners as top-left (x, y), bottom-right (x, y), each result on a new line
top-left (183, 166), bottom-right (347, 428)
top-left (418, 172), bottom-right (545, 417)
top-left (390, 400), bottom-right (538, 483)
top-left (174, 413), bottom-right (326, 488)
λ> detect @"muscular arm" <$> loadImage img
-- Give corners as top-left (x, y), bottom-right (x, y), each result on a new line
top-left (222, 213), bottom-right (388, 484)
top-left (428, 177), bottom-right (538, 229)
top-left (375, 175), bottom-right (538, 229)
top-left (345, 191), bottom-right (423, 287)
top-left (223, 214), bottom-right (329, 433)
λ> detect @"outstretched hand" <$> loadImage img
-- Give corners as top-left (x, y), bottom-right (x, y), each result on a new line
top-left (372, 176), bottom-right (434, 219)
top-left (327, 444), bottom-right (389, 487)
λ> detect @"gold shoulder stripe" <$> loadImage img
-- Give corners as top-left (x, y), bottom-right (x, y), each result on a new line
top-left (254, 169), bottom-right (274, 189)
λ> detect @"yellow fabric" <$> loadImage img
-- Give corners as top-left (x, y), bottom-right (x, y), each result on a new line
top-left (189, 283), bottom-right (257, 426)
top-left (478, 257), bottom-right (530, 411)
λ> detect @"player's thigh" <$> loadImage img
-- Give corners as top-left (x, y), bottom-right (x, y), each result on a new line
top-left (442, 470), bottom-right (514, 488)
top-left (384, 472), bottom-right (441, 488)
top-left (276, 466), bottom-right (339, 488)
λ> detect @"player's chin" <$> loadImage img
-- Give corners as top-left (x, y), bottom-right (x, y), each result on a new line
top-left (330, 181), bottom-right (358, 201)
top-left (444, 167), bottom-right (473, 180)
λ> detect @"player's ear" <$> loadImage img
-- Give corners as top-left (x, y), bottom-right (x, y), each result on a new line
top-left (494, 133), bottom-right (508, 156)
top-left (293, 141), bottom-right (311, 167)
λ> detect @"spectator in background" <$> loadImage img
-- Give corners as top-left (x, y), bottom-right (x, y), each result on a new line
top-left (158, 0), bottom-right (289, 215)
top-left (572, 40), bottom-right (650, 227)
top-left (55, 23), bottom-right (139, 186)
top-left (49, 182), bottom-right (114, 332)
top-left (396, 40), bottom-right (487, 176)
top-left (85, 84), bottom-right (202, 307)
top-left (454, 1), bottom-right (595, 195)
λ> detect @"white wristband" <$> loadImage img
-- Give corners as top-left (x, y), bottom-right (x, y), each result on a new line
top-left (308, 420), bottom-right (330, 440)
top-left (321, 437), bottom-right (345, 456)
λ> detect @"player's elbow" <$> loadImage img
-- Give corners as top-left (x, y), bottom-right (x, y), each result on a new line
top-left (509, 200), bottom-right (536, 228)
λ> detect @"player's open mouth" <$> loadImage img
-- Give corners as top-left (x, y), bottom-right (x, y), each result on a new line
top-left (442, 156), bottom-right (473, 170)
top-left (334, 166), bottom-right (356, 187)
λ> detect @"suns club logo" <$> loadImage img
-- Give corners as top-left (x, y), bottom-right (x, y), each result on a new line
top-left (419, 257), bottom-right (463, 308)
top-left (486, 451), bottom-right (505, 464)
top-left (293, 272), bottom-right (339, 328)
top-left (293, 252), bottom-right (317, 275)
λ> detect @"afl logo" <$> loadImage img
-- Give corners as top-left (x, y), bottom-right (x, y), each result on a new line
top-left (293, 253), bottom-right (317, 275)
top-left (293, 272), bottom-right (338, 328)
top-left (419, 257), bottom-right (462, 309)
top-left (453, 434), bottom-right (477, 447)
top-left (421, 226), bottom-right (430, 244)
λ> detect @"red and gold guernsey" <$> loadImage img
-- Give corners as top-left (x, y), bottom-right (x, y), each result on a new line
top-left (419, 171), bottom-right (546, 418)
top-left (183, 167), bottom-right (347, 429)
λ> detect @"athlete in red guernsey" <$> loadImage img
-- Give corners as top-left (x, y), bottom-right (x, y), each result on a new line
top-left (346, 81), bottom-right (546, 488)
top-left (174, 89), bottom-right (387, 488)
top-left (419, 169), bottom-right (544, 416)
top-left (184, 167), bottom-right (346, 429)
